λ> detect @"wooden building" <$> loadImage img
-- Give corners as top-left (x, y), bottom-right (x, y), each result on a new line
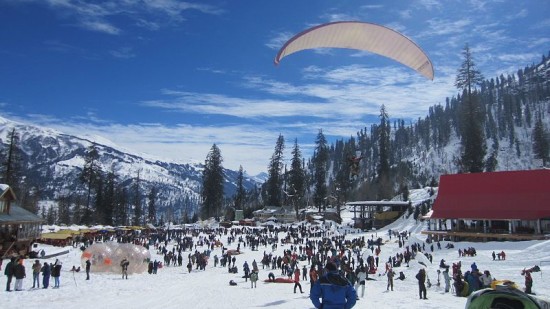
top-left (346, 201), bottom-right (411, 230)
top-left (423, 169), bottom-right (550, 241)
top-left (253, 205), bottom-right (297, 224)
top-left (0, 184), bottom-right (44, 257)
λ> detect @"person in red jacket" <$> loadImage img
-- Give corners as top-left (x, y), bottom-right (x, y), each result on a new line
top-left (309, 265), bottom-right (319, 293)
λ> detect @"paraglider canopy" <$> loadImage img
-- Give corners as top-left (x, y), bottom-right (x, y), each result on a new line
top-left (274, 21), bottom-right (434, 80)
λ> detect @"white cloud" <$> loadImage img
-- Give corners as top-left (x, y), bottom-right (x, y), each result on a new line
top-left (22, 0), bottom-right (223, 35)
top-left (110, 47), bottom-right (136, 59)
top-left (528, 37), bottom-right (550, 49)
top-left (16, 59), bottom-right (456, 175)
top-left (496, 52), bottom-right (540, 63)
top-left (415, 0), bottom-right (443, 11)
top-left (81, 20), bottom-right (121, 35)
top-left (423, 18), bottom-right (472, 37)
top-left (265, 31), bottom-right (294, 50)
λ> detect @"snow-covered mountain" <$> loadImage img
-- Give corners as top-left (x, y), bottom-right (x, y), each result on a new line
top-left (0, 116), bottom-right (260, 218)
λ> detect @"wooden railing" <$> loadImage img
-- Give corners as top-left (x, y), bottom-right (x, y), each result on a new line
top-left (0, 241), bottom-right (15, 259)
top-left (421, 230), bottom-right (549, 241)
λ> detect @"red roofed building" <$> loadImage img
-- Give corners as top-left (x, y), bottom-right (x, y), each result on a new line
top-left (424, 169), bottom-right (550, 241)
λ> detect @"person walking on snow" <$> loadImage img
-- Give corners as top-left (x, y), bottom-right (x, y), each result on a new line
top-left (355, 266), bottom-right (367, 298)
top-left (120, 258), bottom-right (129, 280)
top-left (443, 268), bottom-right (451, 293)
top-left (294, 267), bottom-right (304, 293)
top-left (523, 269), bottom-right (533, 294)
top-left (250, 271), bottom-right (258, 288)
top-left (85, 259), bottom-right (91, 280)
top-left (243, 261), bottom-right (250, 282)
top-left (416, 268), bottom-right (427, 299)
top-left (387, 267), bottom-right (395, 291)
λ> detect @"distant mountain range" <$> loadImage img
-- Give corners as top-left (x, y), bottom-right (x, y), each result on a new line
top-left (0, 116), bottom-right (261, 218)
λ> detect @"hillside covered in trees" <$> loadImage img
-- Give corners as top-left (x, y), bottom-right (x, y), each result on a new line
top-left (246, 48), bottom-right (550, 220)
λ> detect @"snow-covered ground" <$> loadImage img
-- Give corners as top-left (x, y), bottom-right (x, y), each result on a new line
top-left (2, 189), bottom-right (549, 309)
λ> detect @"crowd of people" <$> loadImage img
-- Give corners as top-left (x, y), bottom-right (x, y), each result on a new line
top-left (2, 222), bottom-right (537, 309)
top-left (4, 257), bottom-right (62, 291)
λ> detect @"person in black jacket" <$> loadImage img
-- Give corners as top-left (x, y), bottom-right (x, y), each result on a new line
top-left (41, 262), bottom-right (51, 289)
top-left (120, 258), bottom-right (129, 279)
top-left (4, 257), bottom-right (15, 291)
top-left (14, 258), bottom-right (26, 291)
top-left (51, 259), bottom-right (62, 288)
top-left (85, 259), bottom-right (91, 280)
top-left (416, 268), bottom-right (427, 299)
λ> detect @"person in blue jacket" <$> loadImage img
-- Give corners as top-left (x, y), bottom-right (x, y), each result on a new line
top-left (310, 262), bottom-right (357, 309)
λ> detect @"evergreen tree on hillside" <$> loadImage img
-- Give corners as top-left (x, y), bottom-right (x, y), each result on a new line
top-left (455, 44), bottom-right (486, 172)
top-left (94, 175), bottom-right (105, 224)
top-left (533, 115), bottom-right (549, 166)
top-left (377, 105), bottom-right (393, 199)
top-left (101, 165), bottom-right (117, 225)
top-left (234, 165), bottom-right (246, 211)
top-left (114, 186), bottom-right (128, 226)
top-left (288, 138), bottom-right (306, 218)
top-left (455, 44), bottom-right (484, 94)
top-left (147, 186), bottom-right (157, 225)
top-left (1, 128), bottom-right (23, 195)
top-left (132, 169), bottom-right (143, 226)
top-left (313, 130), bottom-right (329, 211)
top-left (79, 145), bottom-right (102, 224)
top-left (57, 193), bottom-right (72, 225)
top-left (201, 144), bottom-right (224, 219)
top-left (266, 134), bottom-right (285, 206)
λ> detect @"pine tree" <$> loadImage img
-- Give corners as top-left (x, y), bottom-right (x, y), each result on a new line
top-left (266, 134), bottom-right (285, 206)
top-left (93, 175), bottom-right (105, 224)
top-left (114, 186), bottom-right (129, 226)
top-left (455, 44), bottom-right (486, 172)
top-left (313, 130), bottom-right (329, 211)
top-left (455, 44), bottom-right (484, 96)
top-left (201, 144), bottom-right (224, 219)
top-left (1, 128), bottom-right (23, 195)
top-left (79, 145), bottom-right (102, 219)
top-left (234, 165), bottom-right (246, 211)
top-left (102, 166), bottom-right (117, 225)
top-left (57, 193), bottom-right (72, 225)
top-left (132, 169), bottom-right (142, 226)
top-left (377, 105), bottom-right (392, 199)
top-left (533, 115), bottom-right (549, 166)
top-left (147, 186), bottom-right (158, 225)
top-left (288, 139), bottom-right (306, 218)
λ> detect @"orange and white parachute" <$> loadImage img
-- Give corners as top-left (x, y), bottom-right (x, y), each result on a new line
top-left (274, 21), bottom-right (434, 80)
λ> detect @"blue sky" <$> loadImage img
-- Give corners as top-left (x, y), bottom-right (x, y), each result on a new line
top-left (0, 0), bottom-right (548, 175)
